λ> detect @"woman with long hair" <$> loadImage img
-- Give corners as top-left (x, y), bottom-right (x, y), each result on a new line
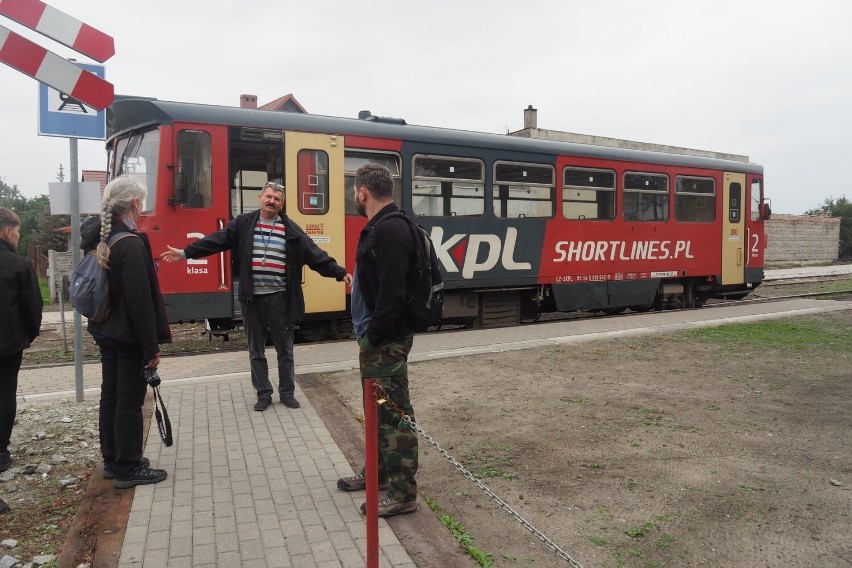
top-left (81, 176), bottom-right (171, 488)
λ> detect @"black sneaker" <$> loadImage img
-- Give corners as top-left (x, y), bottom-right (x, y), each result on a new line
top-left (280, 395), bottom-right (300, 409)
top-left (104, 457), bottom-right (150, 480)
top-left (114, 464), bottom-right (168, 489)
top-left (254, 398), bottom-right (272, 411)
top-left (0, 451), bottom-right (11, 473)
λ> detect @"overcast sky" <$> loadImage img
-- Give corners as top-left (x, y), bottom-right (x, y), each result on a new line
top-left (2, 0), bottom-right (850, 214)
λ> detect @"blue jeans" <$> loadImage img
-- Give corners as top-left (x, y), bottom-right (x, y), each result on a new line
top-left (241, 291), bottom-right (295, 401)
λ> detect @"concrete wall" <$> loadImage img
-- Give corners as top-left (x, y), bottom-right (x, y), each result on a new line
top-left (765, 214), bottom-right (841, 264)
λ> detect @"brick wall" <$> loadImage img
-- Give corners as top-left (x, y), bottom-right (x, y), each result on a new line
top-left (765, 214), bottom-right (841, 264)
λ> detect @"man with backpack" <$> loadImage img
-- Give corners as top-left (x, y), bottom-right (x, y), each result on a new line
top-left (0, 207), bottom-right (42, 473)
top-left (336, 164), bottom-right (423, 517)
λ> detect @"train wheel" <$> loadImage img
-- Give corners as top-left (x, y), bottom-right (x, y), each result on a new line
top-left (601, 307), bottom-right (627, 315)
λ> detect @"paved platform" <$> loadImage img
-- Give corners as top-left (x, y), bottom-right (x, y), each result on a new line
top-left (17, 275), bottom-right (852, 566)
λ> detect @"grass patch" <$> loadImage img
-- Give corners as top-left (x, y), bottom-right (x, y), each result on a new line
top-left (677, 318), bottom-right (851, 353)
top-left (424, 495), bottom-right (494, 567)
top-left (463, 444), bottom-right (518, 481)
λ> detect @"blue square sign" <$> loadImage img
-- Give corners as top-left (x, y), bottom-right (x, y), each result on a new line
top-left (38, 62), bottom-right (106, 140)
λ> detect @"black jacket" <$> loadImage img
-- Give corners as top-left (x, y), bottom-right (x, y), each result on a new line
top-left (81, 216), bottom-right (171, 361)
top-left (0, 239), bottom-right (42, 357)
top-left (182, 210), bottom-right (347, 328)
top-left (355, 203), bottom-right (416, 345)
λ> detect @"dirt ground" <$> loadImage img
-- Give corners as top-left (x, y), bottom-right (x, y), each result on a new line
top-left (321, 309), bottom-right (852, 568)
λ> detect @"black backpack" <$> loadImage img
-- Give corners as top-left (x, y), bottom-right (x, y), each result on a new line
top-left (70, 232), bottom-right (140, 322)
top-left (368, 211), bottom-right (444, 332)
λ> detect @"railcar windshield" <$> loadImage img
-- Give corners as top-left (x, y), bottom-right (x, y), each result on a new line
top-left (113, 129), bottom-right (160, 212)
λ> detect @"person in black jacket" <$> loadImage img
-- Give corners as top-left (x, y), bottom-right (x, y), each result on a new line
top-left (160, 180), bottom-right (351, 411)
top-left (81, 176), bottom-right (171, 488)
top-left (0, 207), bottom-right (42, 473)
top-left (336, 164), bottom-right (419, 517)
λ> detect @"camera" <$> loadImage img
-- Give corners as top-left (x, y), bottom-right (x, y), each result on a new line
top-left (143, 367), bottom-right (161, 387)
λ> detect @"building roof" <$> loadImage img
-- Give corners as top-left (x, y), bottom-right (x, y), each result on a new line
top-left (81, 170), bottom-right (108, 192)
top-left (258, 94), bottom-right (307, 113)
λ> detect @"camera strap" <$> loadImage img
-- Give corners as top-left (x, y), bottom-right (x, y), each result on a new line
top-left (152, 385), bottom-right (173, 447)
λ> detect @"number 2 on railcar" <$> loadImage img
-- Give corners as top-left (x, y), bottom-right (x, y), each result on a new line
top-left (105, 98), bottom-right (769, 338)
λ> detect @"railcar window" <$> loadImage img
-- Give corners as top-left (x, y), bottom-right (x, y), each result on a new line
top-left (116, 130), bottom-right (159, 212)
top-left (493, 162), bottom-right (554, 218)
top-left (297, 149), bottom-right (330, 215)
top-left (412, 155), bottom-right (484, 216)
top-left (623, 172), bottom-right (669, 222)
top-left (750, 178), bottom-right (761, 221)
top-left (344, 152), bottom-right (402, 215)
top-left (563, 167), bottom-right (616, 220)
top-left (674, 176), bottom-right (715, 223)
top-left (177, 130), bottom-right (212, 209)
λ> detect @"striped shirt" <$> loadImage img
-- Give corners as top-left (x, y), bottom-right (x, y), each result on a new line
top-left (251, 217), bottom-right (287, 295)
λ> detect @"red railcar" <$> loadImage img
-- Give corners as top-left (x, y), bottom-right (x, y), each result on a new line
top-left (105, 97), bottom-right (768, 338)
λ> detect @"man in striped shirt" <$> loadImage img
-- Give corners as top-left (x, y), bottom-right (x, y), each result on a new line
top-left (162, 181), bottom-right (351, 411)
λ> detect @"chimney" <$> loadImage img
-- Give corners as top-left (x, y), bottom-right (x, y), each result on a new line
top-left (240, 94), bottom-right (258, 109)
top-left (524, 105), bottom-right (537, 129)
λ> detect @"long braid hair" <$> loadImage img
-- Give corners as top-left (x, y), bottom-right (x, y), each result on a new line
top-left (93, 176), bottom-right (147, 268)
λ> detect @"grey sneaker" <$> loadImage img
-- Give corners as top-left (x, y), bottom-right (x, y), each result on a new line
top-left (360, 491), bottom-right (418, 517)
top-left (114, 464), bottom-right (167, 489)
top-left (337, 473), bottom-right (388, 492)
top-left (104, 457), bottom-right (150, 480)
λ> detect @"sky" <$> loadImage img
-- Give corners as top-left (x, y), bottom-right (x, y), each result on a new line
top-left (2, 0), bottom-right (850, 214)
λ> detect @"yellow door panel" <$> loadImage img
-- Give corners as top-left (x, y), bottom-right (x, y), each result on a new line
top-left (722, 172), bottom-right (745, 285)
top-left (284, 132), bottom-right (346, 313)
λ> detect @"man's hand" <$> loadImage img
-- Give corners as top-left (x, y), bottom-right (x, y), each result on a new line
top-left (160, 245), bottom-right (184, 263)
top-left (343, 273), bottom-right (353, 286)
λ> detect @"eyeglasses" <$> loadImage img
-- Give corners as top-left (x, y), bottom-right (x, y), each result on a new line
top-left (264, 181), bottom-right (284, 190)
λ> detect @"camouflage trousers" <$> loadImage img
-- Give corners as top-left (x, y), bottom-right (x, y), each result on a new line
top-left (358, 335), bottom-right (417, 502)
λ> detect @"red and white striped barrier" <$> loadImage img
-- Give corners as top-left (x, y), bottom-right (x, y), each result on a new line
top-left (0, 24), bottom-right (113, 109)
top-left (0, 0), bottom-right (114, 62)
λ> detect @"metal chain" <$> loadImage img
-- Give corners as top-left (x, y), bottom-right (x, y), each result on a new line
top-left (372, 385), bottom-right (584, 568)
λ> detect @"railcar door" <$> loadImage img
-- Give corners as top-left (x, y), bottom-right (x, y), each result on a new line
top-left (284, 132), bottom-right (347, 314)
top-left (721, 172), bottom-right (745, 285)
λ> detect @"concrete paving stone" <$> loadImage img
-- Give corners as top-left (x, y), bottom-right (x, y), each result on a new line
top-left (214, 551), bottom-right (243, 567)
top-left (168, 532), bottom-right (193, 557)
top-left (192, 543), bottom-right (217, 565)
top-left (171, 504), bottom-right (192, 522)
top-left (235, 506), bottom-right (258, 525)
top-left (193, 495), bottom-right (214, 512)
top-left (214, 516), bottom-right (237, 535)
top-left (170, 519), bottom-right (192, 540)
top-left (321, 515), bottom-right (346, 533)
top-left (279, 518), bottom-right (304, 539)
top-left (338, 549), bottom-right (367, 568)
top-left (193, 526), bottom-right (217, 548)
top-left (172, 490), bottom-right (193, 507)
top-left (236, 522), bottom-right (261, 541)
top-left (287, 481), bottom-right (310, 498)
top-left (264, 548), bottom-right (293, 568)
top-left (260, 528), bottom-right (286, 548)
top-left (282, 534), bottom-right (312, 556)
top-left (305, 523), bottom-right (334, 545)
top-left (144, 529), bottom-right (170, 550)
top-left (214, 532), bottom-right (239, 553)
top-left (326, 529), bottom-right (357, 550)
top-left (193, 483), bottom-right (213, 498)
top-left (253, 499), bottom-right (277, 516)
top-left (297, 508), bottom-right (323, 527)
top-left (383, 542), bottom-right (414, 564)
top-left (150, 499), bottom-right (174, 519)
top-left (303, 474), bottom-right (325, 489)
top-left (310, 541), bottom-right (338, 562)
top-left (121, 524), bottom-right (148, 545)
top-left (126, 509), bottom-right (150, 528)
top-left (141, 547), bottom-right (168, 566)
top-left (241, 558), bottom-right (269, 568)
top-left (239, 539), bottom-right (266, 561)
top-left (192, 511), bottom-right (215, 529)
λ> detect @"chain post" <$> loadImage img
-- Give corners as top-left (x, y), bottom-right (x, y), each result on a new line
top-left (364, 378), bottom-right (380, 568)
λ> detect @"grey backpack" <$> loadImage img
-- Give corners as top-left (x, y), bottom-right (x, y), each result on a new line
top-left (70, 232), bottom-right (139, 322)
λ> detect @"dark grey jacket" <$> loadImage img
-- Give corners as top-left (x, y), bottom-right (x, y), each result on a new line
top-left (0, 239), bottom-right (42, 357)
top-left (182, 210), bottom-right (347, 328)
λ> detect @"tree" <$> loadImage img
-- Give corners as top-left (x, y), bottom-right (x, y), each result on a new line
top-left (805, 196), bottom-right (852, 259)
